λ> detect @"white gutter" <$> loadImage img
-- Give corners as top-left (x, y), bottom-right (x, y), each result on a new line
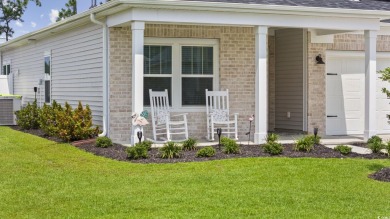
top-left (90, 13), bottom-right (109, 137)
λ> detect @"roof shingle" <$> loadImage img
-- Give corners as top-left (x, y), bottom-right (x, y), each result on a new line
top-left (183, 0), bottom-right (390, 11)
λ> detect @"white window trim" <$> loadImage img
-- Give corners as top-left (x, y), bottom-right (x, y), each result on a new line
top-left (144, 37), bottom-right (219, 112)
top-left (2, 60), bottom-right (11, 76)
top-left (44, 51), bottom-right (52, 103)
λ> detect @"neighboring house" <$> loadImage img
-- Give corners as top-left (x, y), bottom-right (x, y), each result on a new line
top-left (1, 0), bottom-right (390, 144)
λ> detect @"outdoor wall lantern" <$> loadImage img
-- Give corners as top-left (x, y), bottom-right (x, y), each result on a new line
top-left (34, 87), bottom-right (38, 101)
top-left (137, 131), bottom-right (143, 143)
top-left (316, 54), bottom-right (325, 64)
top-left (217, 128), bottom-right (222, 150)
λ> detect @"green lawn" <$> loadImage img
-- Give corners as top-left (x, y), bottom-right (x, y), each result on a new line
top-left (0, 127), bottom-right (390, 218)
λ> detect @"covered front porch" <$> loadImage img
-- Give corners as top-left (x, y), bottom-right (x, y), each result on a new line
top-left (104, 2), bottom-right (385, 144)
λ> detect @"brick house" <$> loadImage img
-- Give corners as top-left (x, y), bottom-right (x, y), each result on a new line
top-left (1, 0), bottom-right (390, 144)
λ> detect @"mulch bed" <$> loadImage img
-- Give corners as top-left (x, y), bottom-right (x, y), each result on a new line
top-left (369, 168), bottom-right (390, 182)
top-left (8, 125), bottom-right (390, 182)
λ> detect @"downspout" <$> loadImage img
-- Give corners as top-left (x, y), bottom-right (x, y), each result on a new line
top-left (90, 13), bottom-right (109, 137)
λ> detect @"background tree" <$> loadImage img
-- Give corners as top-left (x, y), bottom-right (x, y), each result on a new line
top-left (57, 0), bottom-right (77, 22)
top-left (0, 0), bottom-right (41, 41)
top-left (380, 68), bottom-right (390, 119)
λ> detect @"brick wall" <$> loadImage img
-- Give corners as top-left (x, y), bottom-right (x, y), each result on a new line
top-left (109, 24), bottom-right (275, 143)
top-left (307, 33), bottom-right (390, 135)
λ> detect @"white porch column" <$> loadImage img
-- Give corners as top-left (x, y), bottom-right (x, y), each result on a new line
top-left (131, 21), bottom-right (145, 145)
top-left (254, 26), bottom-right (268, 144)
top-left (364, 30), bottom-right (377, 141)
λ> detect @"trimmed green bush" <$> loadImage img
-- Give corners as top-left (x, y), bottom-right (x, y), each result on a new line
top-left (196, 146), bottom-right (216, 157)
top-left (182, 138), bottom-right (197, 151)
top-left (126, 145), bottom-right (148, 160)
top-left (96, 137), bottom-right (113, 148)
top-left (263, 142), bottom-right (283, 155)
top-left (221, 137), bottom-right (240, 154)
top-left (385, 142), bottom-right (390, 157)
top-left (38, 101), bottom-right (62, 136)
top-left (308, 135), bottom-right (321, 145)
top-left (160, 142), bottom-right (182, 159)
top-left (56, 102), bottom-right (99, 142)
top-left (15, 100), bottom-right (40, 130)
top-left (367, 135), bottom-right (384, 153)
top-left (367, 135), bottom-right (382, 144)
top-left (139, 141), bottom-right (153, 151)
top-left (294, 135), bottom-right (315, 152)
top-left (265, 133), bottom-right (279, 143)
top-left (334, 145), bottom-right (352, 155)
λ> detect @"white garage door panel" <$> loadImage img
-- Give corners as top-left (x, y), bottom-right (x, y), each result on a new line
top-left (326, 53), bottom-right (390, 135)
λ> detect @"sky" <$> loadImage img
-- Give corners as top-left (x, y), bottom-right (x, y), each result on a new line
top-left (6, 0), bottom-right (93, 39)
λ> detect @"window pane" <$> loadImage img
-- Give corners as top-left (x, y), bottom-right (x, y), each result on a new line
top-left (150, 46), bottom-right (161, 74)
top-left (182, 47), bottom-right (192, 74)
top-left (45, 80), bottom-right (50, 103)
top-left (182, 46), bottom-right (213, 75)
top-left (3, 65), bottom-right (6, 75)
top-left (144, 46), bottom-right (172, 75)
top-left (144, 77), bottom-right (172, 106)
top-left (161, 46), bottom-right (172, 74)
top-left (7, 64), bottom-right (10, 75)
top-left (44, 57), bottom-right (50, 75)
top-left (144, 46), bottom-right (150, 74)
top-left (192, 47), bottom-right (202, 74)
top-left (182, 78), bottom-right (213, 106)
top-left (203, 47), bottom-right (213, 75)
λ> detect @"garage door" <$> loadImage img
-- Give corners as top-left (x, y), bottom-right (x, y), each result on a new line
top-left (326, 51), bottom-right (390, 135)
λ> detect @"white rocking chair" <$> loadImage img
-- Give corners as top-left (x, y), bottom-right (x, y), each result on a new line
top-left (149, 89), bottom-right (189, 143)
top-left (206, 89), bottom-right (238, 141)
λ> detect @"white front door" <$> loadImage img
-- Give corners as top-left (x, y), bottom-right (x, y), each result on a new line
top-left (326, 52), bottom-right (390, 135)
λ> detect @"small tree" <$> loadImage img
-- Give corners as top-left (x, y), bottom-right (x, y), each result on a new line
top-left (380, 67), bottom-right (390, 119)
top-left (0, 0), bottom-right (41, 41)
top-left (57, 0), bottom-right (77, 22)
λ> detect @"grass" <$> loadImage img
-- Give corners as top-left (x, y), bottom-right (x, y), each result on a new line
top-left (1, 127), bottom-right (390, 218)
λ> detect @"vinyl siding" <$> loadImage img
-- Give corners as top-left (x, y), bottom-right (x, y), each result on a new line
top-left (2, 24), bottom-right (103, 125)
top-left (275, 28), bottom-right (304, 130)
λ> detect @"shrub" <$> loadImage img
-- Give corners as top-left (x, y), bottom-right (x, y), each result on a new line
top-left (221, 137), bottom-right (240, 154)
top-left (334, 145), bottom-right (352, 155)
top-left (56, 102), bottom-right (99, 142)
top-left (368, 139), bottom-right (384, 154)
top-left (139, 141), bottom-right (153, 151)
top-left (265, 133), bottom-right (279, 143)
top-left (160, 142), bottom-right (182, 159)
top-left (15, 100), bottom-right (40, 130)
top-left (196, 146), bottom-right (216, 157)
top-left (182, 138), bottom-right (197, 151)
top-left (96, 137), bottom-right (113, 148)
top-left (38, 101), bottom-right (62, 136)
top-left (294, 135), bottom-right (315, 152)
top-left (368, 135), bottom-right (382, 144)
top-left (308, 135), bottom-right (321, 145)
top-left (126, 145), bottom-right (148, 160)
top-left (263, 142), bottom-right (283, 155)
top-left (385, 142), bottom-right (390, 157)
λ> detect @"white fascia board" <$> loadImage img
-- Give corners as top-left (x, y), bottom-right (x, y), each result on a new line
top-left (118, 0), bottom-right (390, 19)
top-left (124, 8), bottom-right (380, 31)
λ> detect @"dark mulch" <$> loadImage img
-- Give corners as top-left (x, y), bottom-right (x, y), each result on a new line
top-left (369, 168), bottom-right (390, 182)
top-left (351, 142), bottom-right (369, 148)
top-left (72, 141), bottom-right (388, 164)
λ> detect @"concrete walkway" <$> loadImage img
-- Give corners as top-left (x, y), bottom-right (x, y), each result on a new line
top-left (324, 144), bottom-right (372, 155)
